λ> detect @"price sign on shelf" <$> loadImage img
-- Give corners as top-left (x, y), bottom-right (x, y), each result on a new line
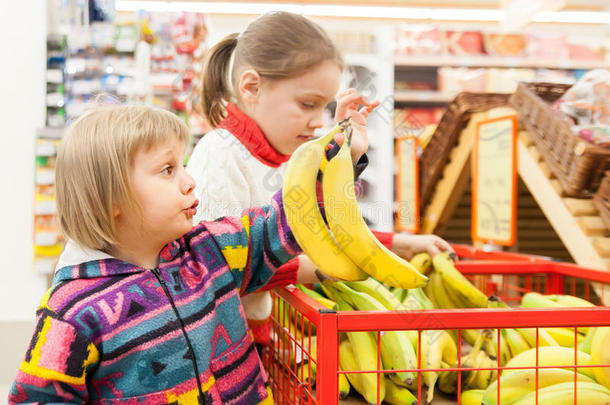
top-left (472, 115), bottom-right (517, 246)
top-left (396, 137), bottom-right (419, 233)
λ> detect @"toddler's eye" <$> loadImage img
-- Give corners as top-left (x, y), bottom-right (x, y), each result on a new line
top-left (162, 166), bottom-right (174, 175)
top-left (301, 102), bottom-right (315, 109)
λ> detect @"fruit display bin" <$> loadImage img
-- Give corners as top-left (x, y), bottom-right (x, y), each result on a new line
top-left (262, 245), bottom-right (610, 404)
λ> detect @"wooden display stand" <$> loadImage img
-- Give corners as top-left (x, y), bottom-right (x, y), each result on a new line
top-left (421, 122), bottom-right (610, 271)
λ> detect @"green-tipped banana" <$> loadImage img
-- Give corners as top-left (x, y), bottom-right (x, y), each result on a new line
top-left (283, 122), bottom-right (368, 282)
top-left (512, 381), bottom-right (610, 405)
top-left (504, 346), bottom-right (596, 380)
top-left (295, 283), bottom-right (336, 309)
top-left (579, 326), bottom-right (596, 354)
top-left (344, 277), bottom-right (404, 310)
top-left (322, 139), bottom-right (428, 289)
top-left (461, 389), bottom-right (485, 405)
top-left (339, 338), bottom-right (385, 404)
top-left (407, 288), bottom-right (435, 310)
top-left (546, 294), bottom-right (595, 308)
top-left (482, 368), bottom-right (596, 405)
top-left (591, 326), bottom-right (610, 389)
top-left (335, 295), bottom-right (385, 404)
top-left (503, 328), bottom-right (531, 358)
top-left (329, 281), bottom-right (417, 386)
top-left (521, 292), bottom-right (564, 308)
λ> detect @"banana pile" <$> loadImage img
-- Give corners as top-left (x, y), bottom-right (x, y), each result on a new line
top-left (284, 252), bottom-right (610, 404)
top-left (282, 120), bottom-right (427, 289)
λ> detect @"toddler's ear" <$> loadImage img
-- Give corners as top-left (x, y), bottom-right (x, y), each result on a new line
top-left (238, 69), bottom-right (261, 102)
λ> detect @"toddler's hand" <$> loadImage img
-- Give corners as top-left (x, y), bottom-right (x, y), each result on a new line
top-left (391, 233), bottom-right (454, 261)
top-left (334, 88), bottom-right (380, 162)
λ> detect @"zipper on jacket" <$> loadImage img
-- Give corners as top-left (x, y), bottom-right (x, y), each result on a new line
top-left (151, 267), bottom-right (205, 405)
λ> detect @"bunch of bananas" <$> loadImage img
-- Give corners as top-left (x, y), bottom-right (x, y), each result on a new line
top-left (282, 120), bottom-right (427, 289)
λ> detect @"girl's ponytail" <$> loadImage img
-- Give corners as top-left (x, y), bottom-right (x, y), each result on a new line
top-left (201, 33), bottom-right (239, 127)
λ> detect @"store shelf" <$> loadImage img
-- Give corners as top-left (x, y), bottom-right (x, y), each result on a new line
top-left (394, 89), bottom-right (458, 103)
top-left (394, 54), bottom-right (610, 70)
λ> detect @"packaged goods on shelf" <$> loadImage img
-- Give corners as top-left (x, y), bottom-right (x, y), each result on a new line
top-left (395, 24), bottom-right (442, 55)
top-left (483, 33), bottom-right (527, 57)
top-left (485, 68), bottom-right (536, 93)
top-left (527, 31), bottom-right (569, 60)
top-left (438, 67), bottom-right (487, 93)
top-left (444, 30), bottom-right (485, 55)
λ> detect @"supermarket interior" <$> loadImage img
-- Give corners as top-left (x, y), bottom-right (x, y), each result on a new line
top-left (2, 0), bottom-right (610, 404)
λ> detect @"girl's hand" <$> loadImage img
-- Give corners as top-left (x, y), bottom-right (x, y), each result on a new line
top-left (333, 88), bottom-right (380, 162)
top-left (391, 233), bottom-right (454, 261)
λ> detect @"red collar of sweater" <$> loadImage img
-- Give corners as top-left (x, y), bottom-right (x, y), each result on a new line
top-left (218, 103), bottom-right (290, 167)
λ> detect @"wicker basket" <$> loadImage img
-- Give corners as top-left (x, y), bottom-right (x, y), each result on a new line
top-left (419, 92), bottom-right (511, 208)
top-left (594, 171), bottom-right (610, 231)
top-left (510, 82), bottom-right (610, 197)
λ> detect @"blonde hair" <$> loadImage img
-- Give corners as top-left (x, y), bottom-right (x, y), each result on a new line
top-left (202, 11), bottom-right (344, 126)
top-left (56, 105), bottom-right (190, 251)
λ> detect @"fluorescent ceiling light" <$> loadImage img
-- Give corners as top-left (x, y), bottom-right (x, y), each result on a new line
top-left (533, 11), bottom-right (610, 24)
top-left (115, 1), bottom-right (610, 24)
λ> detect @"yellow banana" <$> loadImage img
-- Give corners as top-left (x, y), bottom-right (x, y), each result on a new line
top-left (515, 328), bottom-right (560, 348)
top-left (409, 252), bottom-right (432, 274)
top-left (460, 331), bottom-right (492, 391)
top-left (461, 389), bottom-right (485, 405)
top-left (335, 295), bottom-right (385, 403)
top-left (321, 137), bottom-right (427, 289)
top-left (438, 361), bottom-right (459, 394)
top-left (512, 381), bottom-right (610, 405)
top-left (432, 251), bottom-right (488, 308)
top-left (483, 367), bottom-right (596, 405)
top-left (429, 271), bottom-right (480, 345)
top-left (338, 372), bottom-right (350, 400)
top-left (474, 351), bottom-right (497, 390)
top-left (591, 326), bottom-right (610, 389)
top-left (296, 361), bottom-right (316, 388)
top-left (282, 121), bottom-right (367, 281)
top-left (339, 338), bottom-right (385, 404)
top-left (421, 329), bottom-right (457, 402)
top-left (486, 329), bottom-right (511, 367)
top-left (329, 281), bottom-right (417, 386)
top-left (545, 327), bottom-right (584, 348)
top-left (384, 376), bottom-right (418, 405)
top-left (504, 346), bottom-right (596, 380)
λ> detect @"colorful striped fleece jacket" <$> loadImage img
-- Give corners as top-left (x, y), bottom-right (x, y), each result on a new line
top-left (9, 191), bottom-right (300, 404)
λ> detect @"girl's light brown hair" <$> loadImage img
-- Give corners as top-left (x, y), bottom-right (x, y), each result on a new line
top-left (201, 11), bottom-right (344, 127)
top-left (56, 105), bottom-right (190, 251)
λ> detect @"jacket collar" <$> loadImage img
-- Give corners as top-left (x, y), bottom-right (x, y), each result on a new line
top-left (52, 240), bottom-right (182, 283)
top-left (218, 103), bottom-right (290, 168)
